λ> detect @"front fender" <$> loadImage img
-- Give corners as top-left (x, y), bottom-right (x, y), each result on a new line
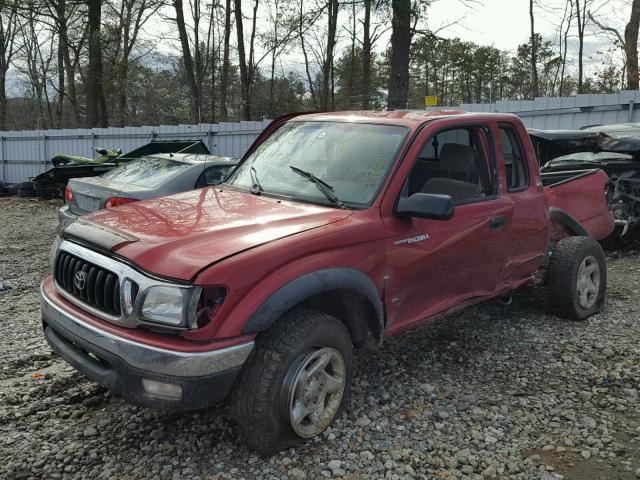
top-left (241, 267), bottom-right (384, 336)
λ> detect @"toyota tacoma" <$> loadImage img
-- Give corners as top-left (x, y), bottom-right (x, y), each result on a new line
top-left (42, 111), bottom-right (614, 454)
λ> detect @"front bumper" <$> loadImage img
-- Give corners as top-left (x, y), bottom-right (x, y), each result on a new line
top-left (41, 282), bottom-right (253, 410)
top-left (57, 204), bottom-right (79, 223)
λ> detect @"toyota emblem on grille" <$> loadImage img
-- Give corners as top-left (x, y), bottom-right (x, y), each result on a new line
top-left (74, 271), bottom-right (87, 290)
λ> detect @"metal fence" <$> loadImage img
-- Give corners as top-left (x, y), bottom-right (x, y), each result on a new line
top-left (0, 119), bottom-right (271, 184)
top-left (460, 90), bottom-right (640, 130)
top-left (5, 90), bottom-right (640, 184)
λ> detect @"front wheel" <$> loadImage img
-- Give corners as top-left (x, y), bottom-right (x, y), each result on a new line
top-left (547, 236), bottom-right (607, 319)
top-left (230, 308), bottom-right (353, 455)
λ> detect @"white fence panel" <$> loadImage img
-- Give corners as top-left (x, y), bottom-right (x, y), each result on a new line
top-left (460, 90), bottom-right (640, 129)
top-left (5, 91), bottom-right (640, 184)
top-left (0, 119), bottom-right (272, 184)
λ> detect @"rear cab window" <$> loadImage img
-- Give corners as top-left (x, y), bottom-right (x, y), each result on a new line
top-left (499, 124), bottom-right (529, 192)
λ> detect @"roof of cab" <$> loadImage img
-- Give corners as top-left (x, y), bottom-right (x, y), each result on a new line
top-left (291, 110), bottom-right (519, 128)
top-left (144, 153), bottom-right (238, 164)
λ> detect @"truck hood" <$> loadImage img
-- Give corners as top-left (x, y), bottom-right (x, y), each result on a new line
top-left (72, 187), bottom-right (351, 280)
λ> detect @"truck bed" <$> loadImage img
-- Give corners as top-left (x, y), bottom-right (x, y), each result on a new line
top-left (542, 168), bottom-right (614, 240)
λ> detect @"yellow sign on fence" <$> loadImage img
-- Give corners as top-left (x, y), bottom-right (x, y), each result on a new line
top-left (424, 95), bottom-right (438, 107)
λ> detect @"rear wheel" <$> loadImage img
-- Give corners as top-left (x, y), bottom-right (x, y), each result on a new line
top-left (230, 308), bottom-right (353, 455)
top-left (547, 236), bottom-right (606, 319)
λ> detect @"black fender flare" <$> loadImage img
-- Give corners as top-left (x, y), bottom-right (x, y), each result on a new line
top-left (242, 267), bottom-right (384, 338)
top-left (549, 207), bottom-right (590, 237)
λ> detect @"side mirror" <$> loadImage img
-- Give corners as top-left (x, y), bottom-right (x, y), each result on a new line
top-left (396, 193), bottom-right (454, 220)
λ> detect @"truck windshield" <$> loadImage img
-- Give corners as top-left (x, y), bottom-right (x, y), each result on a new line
top-left (225, 121), bottom-right (408, 207)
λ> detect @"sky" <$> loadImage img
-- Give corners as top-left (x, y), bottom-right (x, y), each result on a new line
top-left (428, 1), bottom-right (542, 52)
top-left (426, 0), bottom-right (625, 54)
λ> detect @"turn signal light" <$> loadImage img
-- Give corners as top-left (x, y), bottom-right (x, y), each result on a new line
top-left (105, 197), bottom-right (137, 209)
top-left (64, 185), bottom-right (74, 203)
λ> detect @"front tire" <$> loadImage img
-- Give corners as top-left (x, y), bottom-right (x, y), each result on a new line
top-left (230, 308), bottom-right (353, 455)
top-left (547, 236), bottom-right (607, 319)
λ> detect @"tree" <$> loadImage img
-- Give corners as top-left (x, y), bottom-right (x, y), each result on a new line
top-left (319, 0), bottom-right (338, 110)
top-left (361, 0), bottom-right (372, 108)
top-left (624, 0), bottom-right (640, 89)
top-left (387, 0), bottom-right (410, 109)
top-left (17, 7), bottom-right (56, 128)
top-left (220, 0), bottom-right (232, 119)
top-left (104, 0), bottom-right (163, 126)
top-left (0, 0), bottom-right (19, 130)
top-left (172, 0), bottom-right (217, 123)
top-left (529, 0), bottom-right (539, 97)
top-left (86, 0), bottom-right (107, 127)
top-left (574, 0), bottom-right (593, 93)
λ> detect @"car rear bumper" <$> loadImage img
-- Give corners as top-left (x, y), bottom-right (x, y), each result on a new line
top-left (41, 282), bottom-right (253, 410)
top-left (58, 204), bottom-right (79, 223)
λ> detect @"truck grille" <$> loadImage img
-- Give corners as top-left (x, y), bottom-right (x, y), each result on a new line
top-left (54, 251), bottom-right (121, 316)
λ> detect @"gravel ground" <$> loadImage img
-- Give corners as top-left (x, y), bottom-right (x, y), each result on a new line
top-left (0, 196), bottom-right (639, 480)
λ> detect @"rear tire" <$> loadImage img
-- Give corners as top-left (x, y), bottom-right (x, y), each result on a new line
top-left (547, 236), bottom-right (606, 319)
top-left (230, 308), bottom-right (353, 455)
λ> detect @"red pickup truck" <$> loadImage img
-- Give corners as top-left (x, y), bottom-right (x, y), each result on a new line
top-left (42, 111), bottom-right (614, 454)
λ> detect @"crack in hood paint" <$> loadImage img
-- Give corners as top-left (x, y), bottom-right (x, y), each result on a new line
top-left (82, 187), bottom-right (352, 280)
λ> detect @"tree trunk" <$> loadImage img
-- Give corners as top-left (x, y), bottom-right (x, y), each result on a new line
top-left (117, 61), bottom-right (128, 126)
top-left (55, 4), bottom-right (66, 127)
top-left (234, 0), bottom-right (251, 119)
top-left (529, 0), bottom-right (539, 97)
top-left (320, 0), bottom-right (338, 110)
top-left (0, 70), bottom-right (6, 131)
top-left (268, 0), bottom-right (279, 116)
top-left (361, 0), bottom-right (372, 109)
top-left (625, 0), bottom-right (640, 89)
top-left (220, 0), bottom-right (232, 120)
top-left (299, 0), bottom-right (317, 108)
top-left (86, 0), bottom-right (107, 127)
top-left (560, 0), bottom-right (573, 95)
top-left (173, 0), bottom-right (201, 122)
top-left (387, 0), bottom-right (411, 109)
top-left (576, 0), bottom-right (585, 93)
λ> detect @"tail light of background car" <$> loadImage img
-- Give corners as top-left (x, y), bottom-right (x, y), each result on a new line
top-left (64, 185), bottom-right (74, 203)
top-left (105, 197), bottom-right (138, 209)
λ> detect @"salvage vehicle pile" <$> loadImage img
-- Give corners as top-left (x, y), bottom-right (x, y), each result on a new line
top-left (532, 124), bottom-right (640, 236)
top-left (1, 111), bottom-right (640, 479)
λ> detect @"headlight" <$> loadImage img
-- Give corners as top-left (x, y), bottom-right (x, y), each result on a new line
top-left (140, 286), bottom-right (198, 328)
top-left (49, 236), bottom-right (62, 270)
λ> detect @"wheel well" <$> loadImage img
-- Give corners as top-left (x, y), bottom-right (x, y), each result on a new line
top-left (298, 289), bottom-right (382, 348)
top-left (549, 207), bottom-right (590, 239)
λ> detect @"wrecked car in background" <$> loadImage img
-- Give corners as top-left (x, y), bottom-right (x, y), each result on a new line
top-left (28, 140), bottom-right (211, 199)
top-left (531, 124), bottom-right (640, 236)
top-left (59, 153), bottom-right (238, 222)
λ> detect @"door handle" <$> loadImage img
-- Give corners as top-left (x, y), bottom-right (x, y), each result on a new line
top-left (489, 215), bottom-right (507, 230)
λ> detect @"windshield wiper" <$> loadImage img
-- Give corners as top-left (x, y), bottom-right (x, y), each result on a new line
top-left (289, 165), bottom-right (345, 209)
top-left (250, 166), bottom-right (263, 194)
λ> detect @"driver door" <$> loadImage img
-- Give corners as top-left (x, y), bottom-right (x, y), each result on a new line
top-left (383, 125), bottom-right (513, 333)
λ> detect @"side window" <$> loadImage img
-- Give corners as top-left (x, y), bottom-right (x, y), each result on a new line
top-left (404, 127), bottom-right (495, 204)
top-left (500, 125), bottom-right (529, 191)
